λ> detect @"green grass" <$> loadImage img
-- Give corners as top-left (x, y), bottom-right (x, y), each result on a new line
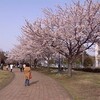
top-left (0, 70), bottom-right (14, 90)
top-left (35, 68), bottom-right (100, 100)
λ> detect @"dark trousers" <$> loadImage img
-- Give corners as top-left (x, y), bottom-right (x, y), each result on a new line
top-left (20, 68), bottom-right (22, 72)
top-left (25, 79), bottom-right (30, 86)
top-left (10, 69), bottom-right (12, 72)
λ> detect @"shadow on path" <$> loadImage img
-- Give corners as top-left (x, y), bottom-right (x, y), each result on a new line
top-left (30, 80), bottom-right (39, 85)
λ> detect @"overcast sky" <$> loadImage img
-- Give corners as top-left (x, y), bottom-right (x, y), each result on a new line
top-left (0, 0), bottom-right (99, 55)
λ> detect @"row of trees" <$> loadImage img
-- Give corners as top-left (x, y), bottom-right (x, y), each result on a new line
top-left (7, 0), bottom-right (100, 76)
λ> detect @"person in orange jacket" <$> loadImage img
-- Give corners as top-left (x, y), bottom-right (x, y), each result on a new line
top-left (24, 63), bottom-right (31, 86)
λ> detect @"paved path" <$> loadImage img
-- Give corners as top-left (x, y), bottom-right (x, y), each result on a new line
top-left (0, 68), bottom-right (72, 100)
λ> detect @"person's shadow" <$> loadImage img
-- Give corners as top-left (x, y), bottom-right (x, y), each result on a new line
top-left (30, 80), bottom-right (39, 85)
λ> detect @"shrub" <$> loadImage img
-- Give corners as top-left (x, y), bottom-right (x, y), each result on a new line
top-left (83, 56), bottom-right (93, 67)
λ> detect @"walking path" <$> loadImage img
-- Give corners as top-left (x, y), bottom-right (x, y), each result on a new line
top-left (0, 68), bottom-right (72, 100)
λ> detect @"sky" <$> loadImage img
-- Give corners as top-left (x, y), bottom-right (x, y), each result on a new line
top-left (0, 0), bottom-right (99, 55)
top-left (0, 0), bottom-right (74, 51)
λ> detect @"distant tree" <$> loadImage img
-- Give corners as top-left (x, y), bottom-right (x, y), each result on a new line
top-left (0, 50), bottom-right (6, 64)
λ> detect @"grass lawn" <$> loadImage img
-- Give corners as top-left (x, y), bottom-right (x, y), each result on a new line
top-left (35, 68), bottom-right (100, 100)
top-left (0, 70), bottom-right (14, 90)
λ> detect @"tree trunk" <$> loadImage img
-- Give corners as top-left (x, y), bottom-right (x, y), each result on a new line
top-left (47, 58), bottom-right (50, 72)
top-left (58, 53), bottom-right (62, 73)
top-left (34, 58), bottom-right (37, 69)
top-left (67, 60), bottom-right (72, 77)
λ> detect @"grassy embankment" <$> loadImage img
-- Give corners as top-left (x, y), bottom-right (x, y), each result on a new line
top-left (0, 70), bottom-right (14, 90)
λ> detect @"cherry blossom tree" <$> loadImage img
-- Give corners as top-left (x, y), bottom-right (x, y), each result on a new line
top-left (42, 0), bottom-right (100, 76)
top-left (22, 0), bottom-right (100, 76)
top-left (7, 0), bottom-right (100, 77)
